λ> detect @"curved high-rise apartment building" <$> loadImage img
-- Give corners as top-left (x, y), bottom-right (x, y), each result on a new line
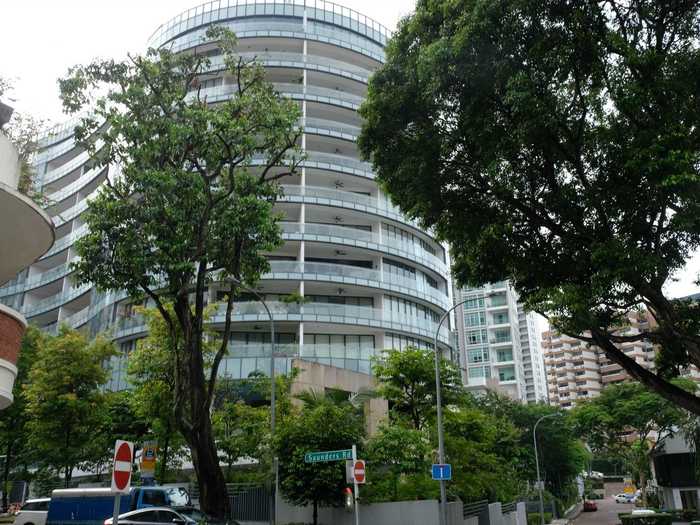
top-left (0, 0), bottom-right (452, 384)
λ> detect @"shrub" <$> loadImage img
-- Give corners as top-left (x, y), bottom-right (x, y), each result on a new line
top-left (619, 513), bottom-right (673, 525)
top-left (527, 512), bottom-right (552, 525)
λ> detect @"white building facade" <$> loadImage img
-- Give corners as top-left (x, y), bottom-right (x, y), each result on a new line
top-left (453, 282), bottom-right (547, 403)
top-left (0, 0), bottom-right (453, 386)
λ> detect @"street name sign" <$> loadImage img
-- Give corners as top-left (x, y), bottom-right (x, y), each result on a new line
top-left (305, 449), bottom-right (353, 463)
top-left (432, 463), bottom-right (452, 481)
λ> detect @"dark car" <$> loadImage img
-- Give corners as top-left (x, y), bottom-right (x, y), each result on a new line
top-left (583, 500), bottom-right (598, 512)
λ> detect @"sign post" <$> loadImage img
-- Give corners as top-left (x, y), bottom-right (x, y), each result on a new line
top-left (111, 440), bottom-right (133, 525)
top-left (352, 445), bottom-right (359, 525)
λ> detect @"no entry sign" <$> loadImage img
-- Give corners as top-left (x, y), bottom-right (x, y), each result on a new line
top-left (111, 440), bottom-right (133, 493)
top-left (353, 460), bottom-right (366, 484)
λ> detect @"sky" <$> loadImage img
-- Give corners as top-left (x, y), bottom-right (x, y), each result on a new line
top-left (2, 0), bottom-right (698, 303)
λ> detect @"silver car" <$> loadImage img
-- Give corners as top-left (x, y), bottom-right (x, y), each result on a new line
top-left (104, 507), bottom-right (197, 525)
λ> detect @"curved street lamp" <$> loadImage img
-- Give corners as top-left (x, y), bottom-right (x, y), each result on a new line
top-left (534, 412), bottom-right (562, 525)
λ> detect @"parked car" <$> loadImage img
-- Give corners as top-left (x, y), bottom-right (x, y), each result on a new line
top-left (14, 498), bottom-right (50, 525)
top-left (614, 493), bottom-right (635, 503)
top-left (583, 501), bottom-right (597, 512)
top-left (104, 508), bottom-right (239, 525)
top-left (47, 487), bottom-right (190, 525)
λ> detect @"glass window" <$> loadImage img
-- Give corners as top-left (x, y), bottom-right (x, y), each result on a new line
top-left (498, 367), bottom-right (516, 382)
top-left (131, 511), bottom-right (159, 522)
top-left (467, 348), bottom-right (489, 364)
top-left (142, 490), bottom-right (167, 507)
top-left (468, 366), bottom-right (490, 378)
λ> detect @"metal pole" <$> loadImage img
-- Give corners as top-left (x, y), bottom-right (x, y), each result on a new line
top-left (352, 444), bottom-right (359, 525)
top-left (433, 298), bottom-right (472, 525)
top-left (534, 413), bottom-right (559, 525)
top-left (230, 278), bottom-right (276, 525)
top-left (112, 495), bottom-right (121, 525)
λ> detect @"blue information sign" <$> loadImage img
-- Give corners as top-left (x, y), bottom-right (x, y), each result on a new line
top-left (432, 463), bottom-right (452, 481)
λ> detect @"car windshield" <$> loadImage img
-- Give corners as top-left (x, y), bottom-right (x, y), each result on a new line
top-left (165, 487), bottom-right (190, 507)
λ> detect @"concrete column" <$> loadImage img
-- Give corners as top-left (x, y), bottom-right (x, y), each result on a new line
top-left (488, 502), bottom-right (503, 525)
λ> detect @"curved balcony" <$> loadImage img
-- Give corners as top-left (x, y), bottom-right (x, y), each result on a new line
top-left (280, 222), bottom-right (448, 275)
top-left (35, 137), bottom-right (77, 165)
top-left (265, 261), bottom-right (450, 310)
top-left (149, 0), bottom-right (390, 49)
top-left (46, 165), bottom-right (106, 205)
top-left (149, 2), bottom-right (388, 58)
top-left (21, 283), bottom-right (91, 319)
top-left (112, 300), bottom-right (448, 343)
top-left (53, 197), bottom-right (89, 227)
top-left (0, 262), bottom-right (73, 298)
top-left (41, 149), bottom-right (92, 186)
top-left (207, 52), bottom-right (371, 84)
top-left (279, 184), bottom-right (423, 232)
top-left (41, 224), bottom-right (89, 260)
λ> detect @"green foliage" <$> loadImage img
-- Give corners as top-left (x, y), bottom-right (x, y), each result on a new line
top-left (24, 326), bottom-right (116, 485)
top-left (126, 306), bottom-right (190, 481)
top-left (572, 380), bottom-right (693, 504)
top-left (372, 346), bottom-right (465, 430)
top-left (476, 393), bottom-right (587, 500)
top-left (274, 399), bottom-right (364, 525)
top-left (359, 0), bottom-right (700, 412)
top-left (212, 401), bottom-right (269, 479)
top-left (59, 25), bottom-right (303, 516)
top-left (527, 513), bottom-right (552, 525)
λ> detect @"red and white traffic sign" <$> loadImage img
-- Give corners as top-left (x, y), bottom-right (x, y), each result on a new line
top-left (353, 460), bottom-right (366, 484)
top-left (111, 440), bottom-right (133, 493)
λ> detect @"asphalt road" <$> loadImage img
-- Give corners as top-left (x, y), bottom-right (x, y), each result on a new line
top-left (574, 497), bottom-right (631, 525)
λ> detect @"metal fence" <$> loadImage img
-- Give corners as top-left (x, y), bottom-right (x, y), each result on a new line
top-left (501, 501), bottom-right (517, 514)
top-left (463, 499), bottom-right (490, 524)
top-left (228, 484), bottom-right (270, 521)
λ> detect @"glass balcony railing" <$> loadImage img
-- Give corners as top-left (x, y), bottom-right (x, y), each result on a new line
top-left (22, 284), bottom-right (91, 318)
top-left (41, 224), bottom-right (89, 260)
top-left (148, 0), bottom-right (390, 53)
top-left (0, 262), bottom-right (73, 298)
top-left (265, 260), bottom-right (449, 309)
top-left (280, 222), bottom-right (447, 273)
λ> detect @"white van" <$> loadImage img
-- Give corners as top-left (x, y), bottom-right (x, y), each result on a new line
top-left (14, 498), bottom-right (50, 525)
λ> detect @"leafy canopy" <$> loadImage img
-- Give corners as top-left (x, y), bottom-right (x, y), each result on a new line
top-left (359, 0), bottom-right (700, 412)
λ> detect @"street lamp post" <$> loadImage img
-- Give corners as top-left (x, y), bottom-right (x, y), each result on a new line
top-left (433, 298), bottom-right (473, 525)
top-left (229, 278), bottom-right (277, 525)
top-left (534, 413), bottom-right (560, 525)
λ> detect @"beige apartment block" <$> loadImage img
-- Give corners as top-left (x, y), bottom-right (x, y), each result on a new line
top-left (543, 311), bottom-right (658, 408)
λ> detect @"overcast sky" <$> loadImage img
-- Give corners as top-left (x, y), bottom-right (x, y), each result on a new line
top-left (2, 0), bottom-right (698, 301)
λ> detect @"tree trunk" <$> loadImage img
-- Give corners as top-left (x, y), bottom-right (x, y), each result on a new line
top-left (2, 441), bottom-right (12, 511)
top-left (183, 418), bottom-right (230, 519)
top-left (159, 432), bottom-right (170, 483)
top-left (313, 500), bottom-right (318, 525)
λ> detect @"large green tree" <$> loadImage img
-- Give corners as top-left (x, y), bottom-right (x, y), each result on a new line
top-left (476, 393), bottom-right (587, 502)
top-left (572, 380), bottom-right (694, 505)
top-left (59, 27), bottom-right (302, 516)
top-left (24, 326), bottom-right (116, 486)
top-left (359, 0), bottom-right (700, 413)
top-left (372, 347), bottom-right (466, 430)
top-left (274, 394), bottom-right (364, 525)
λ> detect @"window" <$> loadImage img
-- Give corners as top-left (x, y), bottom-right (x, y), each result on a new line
top-left (498, 366), bottom-right (516, 382)
top-left (142, 490), bottom-right (167, 507)
top-left (467, 347), bottom-right (489, 364)
top-left (493, 329), bottom-right (511, 343)
top-left (464, 311), bottom-right (486, 327)
top-left (681, 490), bottom-right (698, 512)
top-left (156, 510), bottom-right (180, 523)
top-left (385, 333), bottom-right (431, 351)
top-left (468, 366), bottom-right (490, 378)
top-left (466, 329), bottom-right (488, 345)
top-left (131, 511), bottom-right (159, 522)
top-left (462, 296), bottom-right (485, 310)
top-left (493, 312), bottom-right (509, 325)
top-left (496, 349), bottom-right (513, 362)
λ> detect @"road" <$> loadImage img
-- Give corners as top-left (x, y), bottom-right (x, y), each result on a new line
top-left (574, 496), bottom-right (630, 525)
